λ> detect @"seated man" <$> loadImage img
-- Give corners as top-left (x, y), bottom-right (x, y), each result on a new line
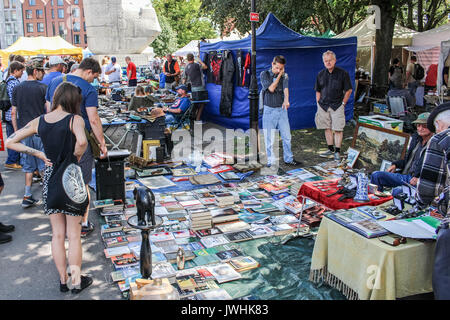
top-left (163, 85), bottom-right (191, 126)
top-left (370, 112), bottom-right (433, 192)
top-left (387, 78), bottom-right (415, 108)
top-left (128, 86), bottom-right (158, 112)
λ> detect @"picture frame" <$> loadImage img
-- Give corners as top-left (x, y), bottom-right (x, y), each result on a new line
top-left (345, 147), bottom-right (360, 168)
top-left (352, 123), bottom-right (410, 173)
top-left (380, 160), bottom-right (393, 172)
top-left (142, 139), bottom-right (160, 161)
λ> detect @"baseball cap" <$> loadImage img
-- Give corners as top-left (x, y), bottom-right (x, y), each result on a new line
top-left (176, 85), bottom-right (188, 92)
top-left (48, 56), bottom-right (64, 66)
top-left (412, 112), bottom-right (430, 124)
top-left (427, 102), bottom-right (450, 133)
top-left (27, 57), bottom-right (45, 70)
top-left (111, 56), bottom-right (117, 63)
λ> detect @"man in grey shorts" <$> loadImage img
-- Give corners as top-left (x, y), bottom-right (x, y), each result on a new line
top-left (314, 50), bottom-right (353, 161)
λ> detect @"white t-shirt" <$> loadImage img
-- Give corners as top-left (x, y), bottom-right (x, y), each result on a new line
top-left (105, 63), bottom-right (121, 82)
top-left (101, 64), bottom-right (109, 82)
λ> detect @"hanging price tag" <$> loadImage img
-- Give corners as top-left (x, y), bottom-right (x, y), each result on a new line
top-left (250, 12), bottom-right (259, 22)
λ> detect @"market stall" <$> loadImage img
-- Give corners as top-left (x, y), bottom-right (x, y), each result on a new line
top-left (0, 36), bottom-right (83, 62)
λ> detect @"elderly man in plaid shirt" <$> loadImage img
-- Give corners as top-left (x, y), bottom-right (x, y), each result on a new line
top-left (417, 102), bottom-right (450, 300)
top-left (4, 61), bottom-right (25, 170)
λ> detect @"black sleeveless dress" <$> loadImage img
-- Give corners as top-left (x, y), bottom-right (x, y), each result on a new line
top-left (38, 114), bottom-right (83, 217)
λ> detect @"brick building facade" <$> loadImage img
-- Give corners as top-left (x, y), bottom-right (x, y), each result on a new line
top-left (21, 0), bottom-right (87, 48)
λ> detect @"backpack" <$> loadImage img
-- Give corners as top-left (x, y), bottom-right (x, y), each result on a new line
top-left (413, 63), bottom-right (425, 80)
top-left (391, 66), bottom-right (403, 87)
top-left (0, 78), bottom-right (12, 112)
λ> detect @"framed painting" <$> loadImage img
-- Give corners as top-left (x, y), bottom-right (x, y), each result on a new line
top-left (142, 139), bottom-right (160, 161)
top-left (346, 147), bottom-right (360, 168)
top-left (351, 123), bottom-right (410, 172)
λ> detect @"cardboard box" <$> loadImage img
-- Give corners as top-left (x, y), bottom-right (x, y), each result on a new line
top-left (358, 115), bottom-right (404, 132)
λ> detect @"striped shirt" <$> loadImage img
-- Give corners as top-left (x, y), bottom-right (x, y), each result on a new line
top-left (5, 75), bottom-right (20, 122)
top-left (417, 127), bottom-right (450, 216)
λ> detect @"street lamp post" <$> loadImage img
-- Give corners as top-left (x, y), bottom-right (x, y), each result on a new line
top-left (248, 0), bottom-right (259, 162)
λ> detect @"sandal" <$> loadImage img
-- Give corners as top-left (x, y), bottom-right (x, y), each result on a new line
top-left (71, 275), bottom-right (93, 294)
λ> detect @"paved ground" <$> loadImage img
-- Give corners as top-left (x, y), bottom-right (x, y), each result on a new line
top-left (0, 121), bottom-right (356, 300)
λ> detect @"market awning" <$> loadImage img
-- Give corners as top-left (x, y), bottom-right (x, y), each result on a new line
top-left (0, 36), bottom-right (83, 62)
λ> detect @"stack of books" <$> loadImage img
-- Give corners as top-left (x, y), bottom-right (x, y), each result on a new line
top-left (229, 256), bottom-right (260, 272)
top-left (189, 208), bottom-right (212, 231)
top-left (210, 207), bottom-right (239, 225)
top-left (215, 192), bottom-right (236, 207)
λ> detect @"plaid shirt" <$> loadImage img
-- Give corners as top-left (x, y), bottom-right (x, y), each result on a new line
top-left (5, 75), bottom-right (20, 122)
top-left (417, 127), bottom-right (450, 217)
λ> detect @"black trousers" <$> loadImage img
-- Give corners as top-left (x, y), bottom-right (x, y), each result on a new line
top-left (432, 227), bottom-right (450, 299)
top-left (128, 79), bottom-right (137, 87)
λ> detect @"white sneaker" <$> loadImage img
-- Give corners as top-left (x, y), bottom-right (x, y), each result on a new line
top-left (319, 150), bottom-right (334, 158)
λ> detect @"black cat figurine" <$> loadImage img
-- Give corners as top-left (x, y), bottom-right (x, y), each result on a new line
top-left (134, 187), bottom-right (156, 226)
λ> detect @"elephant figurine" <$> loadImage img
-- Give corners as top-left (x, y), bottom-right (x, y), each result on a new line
top-left (133, 187), bottom-right (156, 227)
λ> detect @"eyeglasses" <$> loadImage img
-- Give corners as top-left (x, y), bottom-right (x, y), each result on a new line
top-left (416, 123), bottom-right (428, 128)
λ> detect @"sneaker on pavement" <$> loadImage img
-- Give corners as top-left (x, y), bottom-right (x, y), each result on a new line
top-left (319, 150), bottom-right (334, 158)
top-left (0, 232), bottom-right (12, 244)
top-left (4, 163), bottom-right (22, 170)
top-left (334, 152), bottom-right (341, 161)
top-left (284, 159), bottom-right (303, 166)
top-left (0, 223), bottom-right (15, 233)
top-left (81, 221), bottom-right (94, 237)
top-left (22, 196), bottom-right (39, 208)
top-left (71, 275), bottom-right (93, 294)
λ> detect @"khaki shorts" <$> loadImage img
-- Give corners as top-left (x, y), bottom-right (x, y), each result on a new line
top-left (315, 105), bottom-right (346, 131)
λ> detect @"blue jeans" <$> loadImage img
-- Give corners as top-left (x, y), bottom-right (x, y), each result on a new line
top-left (21, 135), bottom-right (45, 173)
top-left (370, 171), bottom-right (412, 192)
top-left (433, 227), bottom-right (450, 300)
top-left (408, 81), bottom-right (418, 97)
top-left (262, 106), bottom-right (293, 165)
top-left (5, 121), bottom-right (20, 165)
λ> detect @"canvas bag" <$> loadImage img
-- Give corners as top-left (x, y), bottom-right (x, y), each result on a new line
top-left (0, 78), bottom-right (13, 111)
top-left (413, 63), bottom-right (425, 80)
top-left (46, 115), bottom-right (89, 215)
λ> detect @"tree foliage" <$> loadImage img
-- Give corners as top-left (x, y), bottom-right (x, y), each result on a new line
top-left (397, 0), bottom-right (449, 31)
top-left (151, 14), bottom-right (178, 57)
top-left (153, 0), bottom-right (217, 50)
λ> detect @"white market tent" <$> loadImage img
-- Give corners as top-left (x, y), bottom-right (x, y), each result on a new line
top-left (404, 23), bottom-right (450, 94)
top-left (173, 31), bottom-right (247, 57)
top-left (335, 14), bottom-right (418, 79)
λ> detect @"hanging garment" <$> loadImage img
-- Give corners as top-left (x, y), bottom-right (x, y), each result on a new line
top-left (242, 53), bottom-right (251, 87)
top-left (236, 49), bottom-right (245, 87)
top-left (205, 51), bottom-right (223, 85)
top-left (219, 50), bottom-right (235, 117)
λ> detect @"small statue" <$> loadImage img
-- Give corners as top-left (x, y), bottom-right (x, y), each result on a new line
top-left (134, 187), bottom-right (156, 227)
top-left (176, 248), bottom-right (185, 270)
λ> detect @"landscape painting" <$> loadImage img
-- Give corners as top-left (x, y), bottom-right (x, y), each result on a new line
top-left (352, 123), bottom-right (410, 172)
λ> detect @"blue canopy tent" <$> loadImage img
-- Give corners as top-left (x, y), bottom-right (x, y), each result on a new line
top-left (199, 13), bottom-right (357, 130)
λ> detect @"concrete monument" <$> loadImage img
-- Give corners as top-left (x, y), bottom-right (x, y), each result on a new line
top-left (83, 0), bottom-right (161, 55)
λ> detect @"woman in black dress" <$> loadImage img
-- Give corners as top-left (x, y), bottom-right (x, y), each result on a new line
top-left (6, 82), bottom-right (92, 294)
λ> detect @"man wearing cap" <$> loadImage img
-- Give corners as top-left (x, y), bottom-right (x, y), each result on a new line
top-left (125, 56), bottom-right (137, 87)
top-left (162, 85), bottom-right (191, 125)
top-left (105, 56), bottom-right (122, 87)
top-left (10, 57), bottom-right (48, 208)
top-left (370, 112), bottom-right (434, 192)
top-left (416, 103), bottom-right (450, 299)
top-left (41, 56), bottom-right (66, 86)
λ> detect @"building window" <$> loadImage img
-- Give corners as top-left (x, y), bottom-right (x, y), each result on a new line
top-left (57, 0), bottom-right (63, 5)
top-left (3, 0), bottom-right (9, 8)
top-left (11, 10), bottom-right (16, 21)
top-left (58, 8), bottom-right (64, 18)
top-left (74, 0), bottom-right (78, 4)
top-left (14, 23), bottom-right (18, 33)
top-left (72, 7), bottom-right (80, 18)
top-left (73, 22), bottom-right (80, 32)
top-left (11, 0), bottom-right (15, 8)
top-left (6, 36), bottom-right (13, 46)
top-left (84, 34), bottom-right (87, 44)
top-left (83, 22), bottom-right (86, 32)
top-left (52, 22), bottom-right (55, 35)
top-left (26, 10), bottom-right (32, 19)
top-left (5, 24), bottom-right (12, 34)
top-left (4, 11), bottom-right (10, 21)
top-left (59, 23), bottom-right (64, 36)
top-left (27, 23), bottom-right (34, 33)
top-left (36, 9), bottom-right (43, 19)
top-left (37, 22), bottom-right (44, 33)
top-left (51, 0), bottom-right (54, 5)
top-left (51, 9), bottom-right (54, 19)
top-left (28, 0), bottom-right (35, 6)
top-left (74, 34), bottom-right (80, 44)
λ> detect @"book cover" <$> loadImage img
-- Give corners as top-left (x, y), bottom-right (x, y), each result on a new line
top-left (194, 228), bottom-right (222, 238)
top-left (93, 199), bottom-right (114, 208)
top-left (215, 249), bottom-right (243, 261)
top-left (196, 288), bottom-right (233, 300)
top-left (247, 226), bottom-right (275, 239)
top-left (238, 212), bottom-right (270, 224)
top-left (193, 254), bottom-right (221, 266)
top-left (218, 171), bottom-right (240, 181)
top-left (104, 245), bottom-right (131, 259)
top-left (171, 168), bottom-right (197, 177)
top-left (224, 231), bottom-right (253, 242)
top-left (349, 219), bottom-right (389, 238)
top-left (111, 253), bottom-right (139, 269)
top-left (104, 236), bottom-right (129, 248)
top-left (150, 262), bottom-right (177, 279)
top-left (215, 221), bottom-right (251, 233)
top-left (206, 264), bottom-right (242, 284)
top-left (229, 256), bottom-right (260, 272)
top-left (200, 234), bottom-right (230, 248)
top-left (208, 165), bottom-right (234, 174)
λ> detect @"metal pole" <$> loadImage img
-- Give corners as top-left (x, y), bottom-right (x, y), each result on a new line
top-left (249, 0), bottom-right (259, 161)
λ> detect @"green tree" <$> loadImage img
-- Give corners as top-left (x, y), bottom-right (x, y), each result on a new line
top-left (153, 0), bottom-right (217, 49)
top-left (397, 0), bottom-right (449, 31)
top-left (151, 15), bottom-right (178, 57)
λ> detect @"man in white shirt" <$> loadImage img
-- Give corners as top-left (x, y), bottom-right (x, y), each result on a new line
top-left (105, 56), bottom-right (121, 87)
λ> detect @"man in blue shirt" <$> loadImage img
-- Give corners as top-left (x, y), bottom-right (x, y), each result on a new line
top-left (163, 85), bottom-right (191, 126)
top-left (41, 56), bottom-right (65, 86)
top-left (46, 57), bottom-right (107, 237)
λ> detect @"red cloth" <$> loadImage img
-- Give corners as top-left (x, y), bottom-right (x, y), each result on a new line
top-left (298, 179), bottom-right (393, 210)
top-left (0, 121), bottom-right (4, 151)
top-left (425, 64), bottom-right (438, 87)
top-left (127, 62), bottom-right (137, 80)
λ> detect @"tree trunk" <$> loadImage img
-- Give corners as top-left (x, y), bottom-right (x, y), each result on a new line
top-left (372, 0), bottom-right (397, 95)
top-left (417, 0), bottom-right (423, 31)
